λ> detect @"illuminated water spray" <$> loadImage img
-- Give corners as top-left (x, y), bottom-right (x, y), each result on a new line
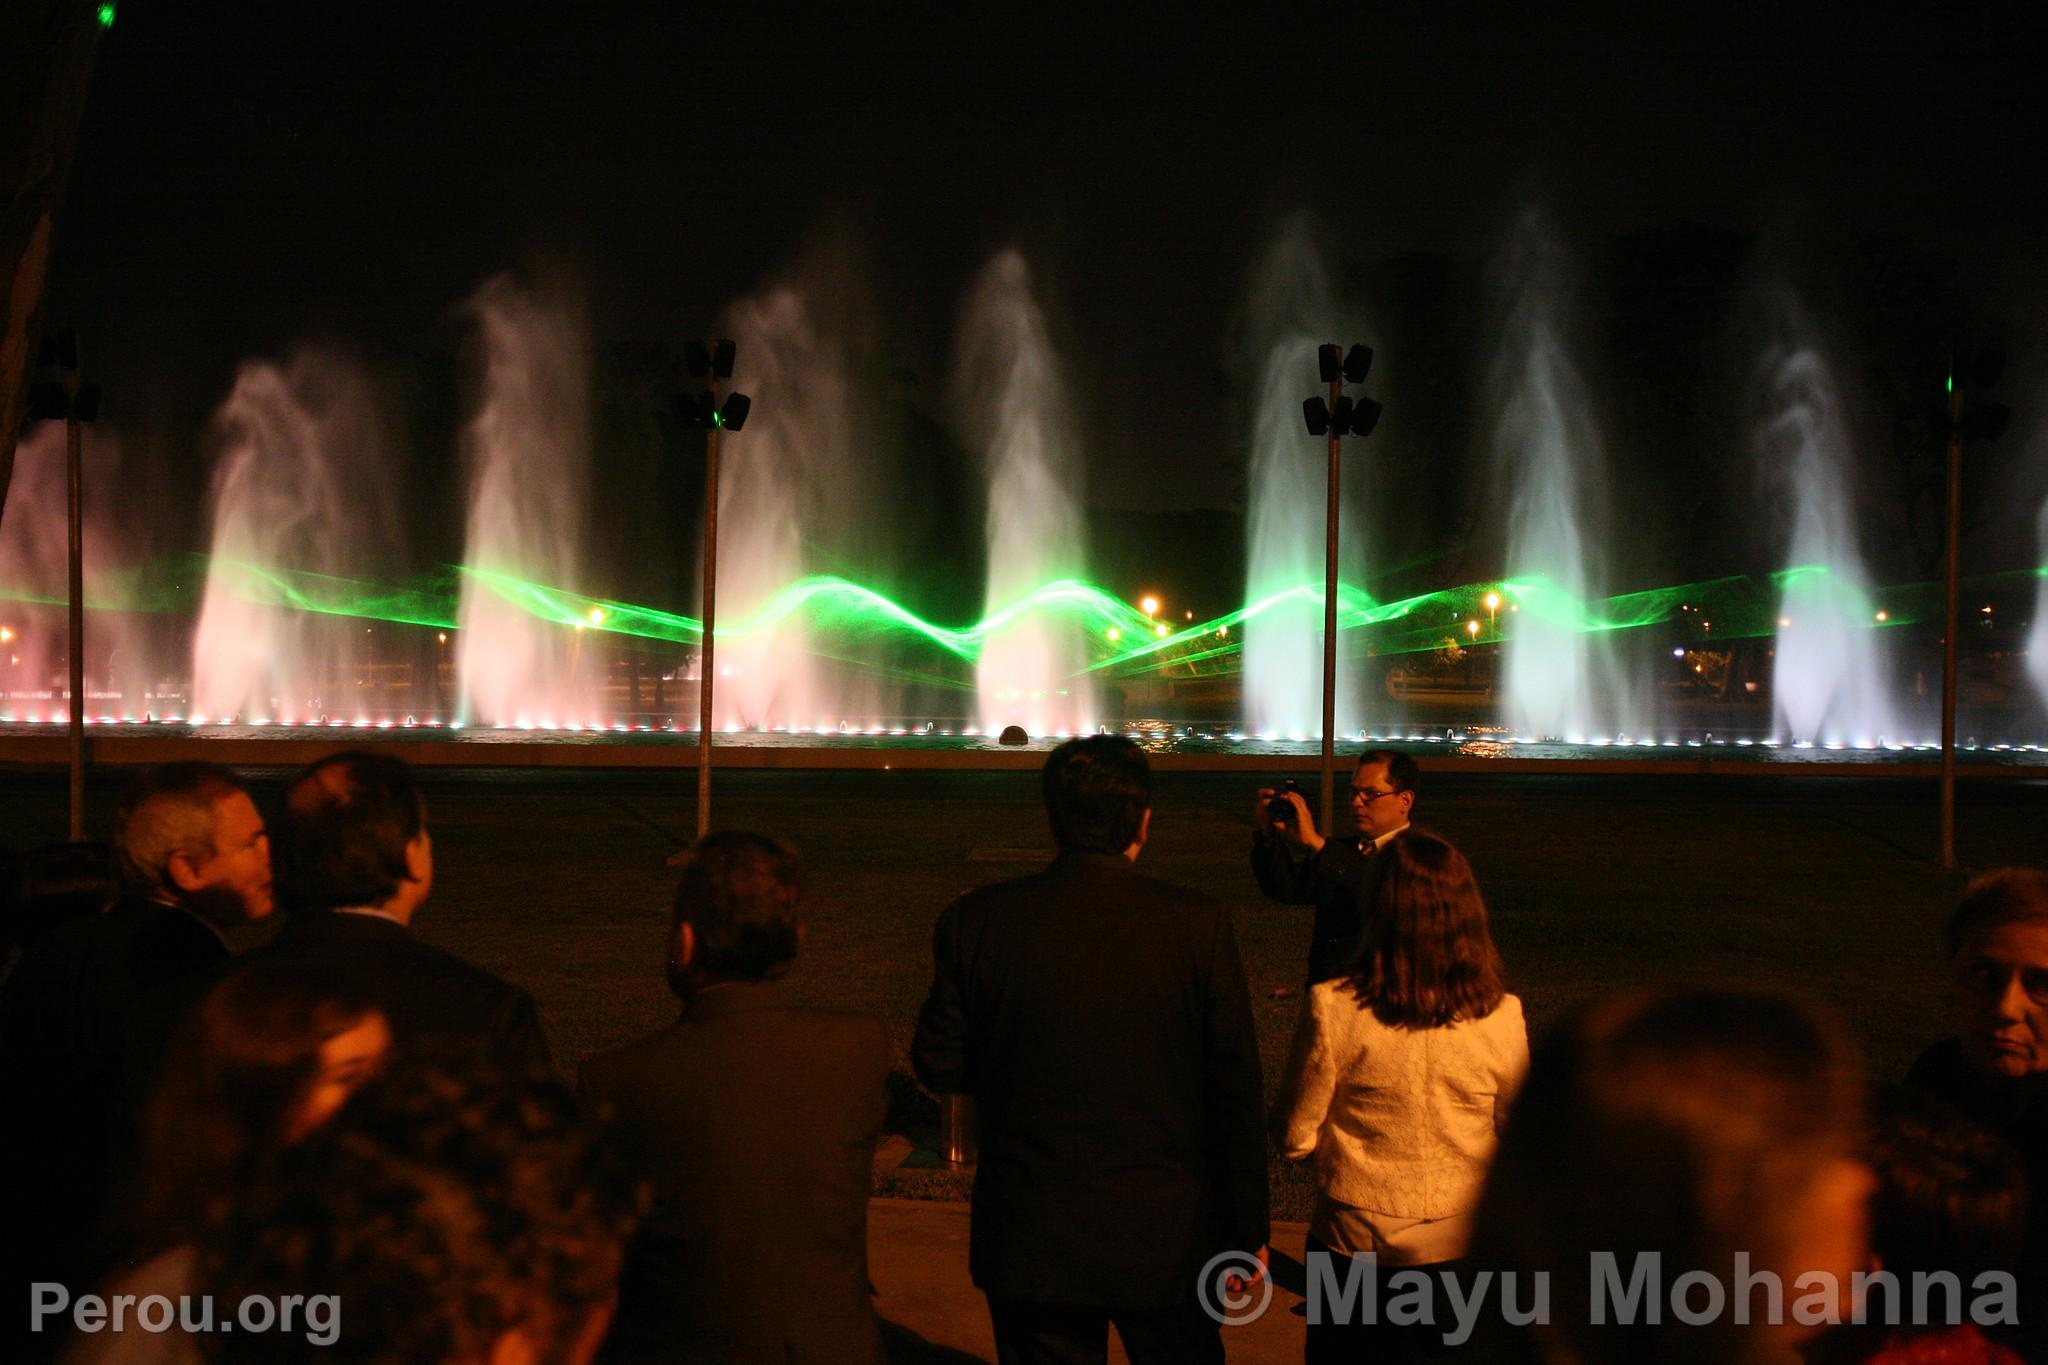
top-left (713, 286), bottom-right (868, 729)
top-left (954, 250), bottom-right (1094, 736)
top-left (192, 355), bottom-right (394, 722)
top-left (1756, 300), bottom-right (1896, 746)
top-left (454, 277), bottom-right (594, 727)
top-left (1, 422), bottom-right (149, 712)
top-left (1489, 212), bottom-right (1639, 741)
top-left (1243, 218), bottom-right (1366, 739)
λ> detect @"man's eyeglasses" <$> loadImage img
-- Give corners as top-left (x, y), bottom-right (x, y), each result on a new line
top-left (1349, 786), bottom-right (1401, 802)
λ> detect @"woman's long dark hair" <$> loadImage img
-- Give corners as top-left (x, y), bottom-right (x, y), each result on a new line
top-left (1347, 832), bottom-right (1507, 1028)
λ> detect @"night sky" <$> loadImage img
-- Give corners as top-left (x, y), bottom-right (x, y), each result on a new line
top-left (35, 5), bottom-right (2048, 577)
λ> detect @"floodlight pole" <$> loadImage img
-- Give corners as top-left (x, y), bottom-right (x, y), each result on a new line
top-left (66, 392), bottom-right (85, 840)
top-left (1938, 386), bottom-right (1962, 870)
top-left (1320, 371), bottom-right (1342, 829)
top-left (697, 378), bottom-right (722, 839)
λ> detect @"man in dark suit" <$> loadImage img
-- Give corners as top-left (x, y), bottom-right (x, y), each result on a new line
top-left (0, 762), bottom-right (274, 1356)
top-left (580, 830), bottom-right (890, 1365)
top-left (252, 751), bottom-right (549, 1074)
top-left (912, 736), bottom-right (1268, 1365)
top-left (1251, 748), bottom-right (1418, 982)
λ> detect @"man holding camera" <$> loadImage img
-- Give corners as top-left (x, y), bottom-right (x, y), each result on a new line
top-left (1252, 748), bottom-right (1418, 983)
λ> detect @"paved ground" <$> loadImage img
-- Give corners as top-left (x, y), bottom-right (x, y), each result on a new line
top-left (868, 1199), bottom-right (1312, 1363)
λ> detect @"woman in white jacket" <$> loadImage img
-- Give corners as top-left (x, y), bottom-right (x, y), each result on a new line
top-left (1271, 831), bottom-right (1528, 1363)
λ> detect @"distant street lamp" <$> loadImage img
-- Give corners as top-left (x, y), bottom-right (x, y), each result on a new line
top-left (1484, 591), bottom-right (1501, 632)
top-left (674, 339), bottom-right (752, 838)
top-left (1301, 343), bottom-right (1383, 825)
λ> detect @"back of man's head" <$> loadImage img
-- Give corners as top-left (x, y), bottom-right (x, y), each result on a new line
top-left (275, 752), bottom-right (425, 913)
top-left (1357, 747), bottom-right (1420, 796)
top-left (1042, 736), bottom-right (1150, 854)
top-left (670, 831), bottom-right (802, 987)
top-left (115, 762), bottom-right (247, 900)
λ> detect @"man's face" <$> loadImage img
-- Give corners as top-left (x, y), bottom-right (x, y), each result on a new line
top-left (181, 791), bottom-right (274, 925)
top-left (1953, 921), bottom-right (2048, 1079)
top-left (1349, 760), bottom-right (1414, 842)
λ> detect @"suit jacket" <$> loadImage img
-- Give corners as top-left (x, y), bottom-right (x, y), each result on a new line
top-left (0, 897), bottom-right (227, 1304)
top-left (579, 980), bottom-right (890, 1365)
top-left (911, 849), bottom-right (1268, 1309)
top-left (248, 910), bottom-right (550, 1075)
top-left (1251, 829), bottom-right (1409, 983)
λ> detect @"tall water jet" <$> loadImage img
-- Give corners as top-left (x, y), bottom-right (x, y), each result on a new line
top-left (1753, 296), bottom-right (1897, 746)
top-left (455, 276), bottom-right (595, 727)
top-left (191, 355), bottom-right (395, 722)
top-left (1, 422), bottom-right (151, 713)
top-left (1489, 211), bottom-right (1637, 741)
top-left (953, 250), bottom-right (1094, 737)
top-left (713, 284), bottom-right (870, 730)
top-left (1242, 217), bottom-right (1368, 740)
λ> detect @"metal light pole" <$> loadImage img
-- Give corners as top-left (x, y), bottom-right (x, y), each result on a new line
top-left (66, 392), bottom-right (84, 838)
top-left (1937, 350), bottom-right (2011, 870)
top-left (1301, 345), bottom-right (1382, 829)
top-left (675, 341), bottom-right (750, 839)
top-left (27, 333), bottom-right (94, 837)
top-left (696, 376), bottom-right (721, 839)
top-left (1939, 389), bottom-right (1961, 870)
top-left (1319, 368), bottom-right (1341, 825)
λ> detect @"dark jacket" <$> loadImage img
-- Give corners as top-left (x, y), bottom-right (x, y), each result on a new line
top-left (911, 849), bottom-right (1268, 1308)
top-left (580, 980), bottom-right (890, 1365)
top-left (248, 909), bottom-right (550, 1074)
top-left (1250, 830), bottom-right (1395, 983)
top-left (0, 896), bottom-right (228, 1310)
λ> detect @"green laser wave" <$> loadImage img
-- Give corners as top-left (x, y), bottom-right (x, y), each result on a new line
top-left (6, 557), bottom-right (2042, 684)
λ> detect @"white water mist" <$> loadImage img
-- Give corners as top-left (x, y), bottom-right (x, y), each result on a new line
top-left (1755, 297), bottom-right (1897, 746)
top-left (953, 250), bottom-right (1094, 737)
top-left (454, 276), bottom-right (594, 727)
top-left (1490, 212), bottom-right (1639, 741)
top-left (1242, 218), bottom-right (1367, 740)
top-left (192, 355), bottom-right (395, 722)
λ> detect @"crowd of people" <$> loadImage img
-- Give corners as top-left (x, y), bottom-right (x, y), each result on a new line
top-left (0, 741), bottom-right (2039, 1364)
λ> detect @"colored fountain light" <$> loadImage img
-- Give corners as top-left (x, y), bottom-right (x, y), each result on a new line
top-left (6, 236), bottom-right (2043, 764)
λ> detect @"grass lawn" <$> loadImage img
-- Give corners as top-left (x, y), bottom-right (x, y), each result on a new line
top-left (5, 764), bottom-right (2043, 1221)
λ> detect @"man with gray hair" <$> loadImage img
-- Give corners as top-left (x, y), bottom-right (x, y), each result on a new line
top-left (0, 762), bottom-right (273, 1354)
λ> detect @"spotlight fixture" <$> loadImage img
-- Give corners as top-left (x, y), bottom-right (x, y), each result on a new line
top-left (683, 340), bottom-right (711, 377)
top-left (1342, 344), bottom-right (1373, 384)
top-left (1317, 343), bottom-right (1342, 384)
top-left (711, 339), bottom-right (737, 379)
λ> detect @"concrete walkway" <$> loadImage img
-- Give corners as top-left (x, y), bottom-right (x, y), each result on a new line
top-left (867, 1199), bottom-right (1311, 1363)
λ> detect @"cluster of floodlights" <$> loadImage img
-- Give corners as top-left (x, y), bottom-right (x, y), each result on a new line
top-left (672, 340), bottom-right (751, 430)
top-left (1302, 344), bottom-right (1383, 438)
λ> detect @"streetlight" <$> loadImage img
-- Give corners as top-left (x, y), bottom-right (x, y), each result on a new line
top-left (1301, 342), bottom-right (1383, 826)
top-left (673, 339), bottom-right (752, 837)
top-left (1483, 591), bottom-right (1501, 632)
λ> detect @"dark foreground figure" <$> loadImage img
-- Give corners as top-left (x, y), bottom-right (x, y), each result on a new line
top-left (913, 735), bottom-right (1269, 1365)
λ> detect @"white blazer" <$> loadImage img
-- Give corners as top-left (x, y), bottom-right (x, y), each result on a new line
top-left (1274, 986), bottom-right (1528, 1220)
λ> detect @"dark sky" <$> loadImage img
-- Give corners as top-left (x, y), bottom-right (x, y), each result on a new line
top-left (41, 4), bottom-right (2048, 518)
